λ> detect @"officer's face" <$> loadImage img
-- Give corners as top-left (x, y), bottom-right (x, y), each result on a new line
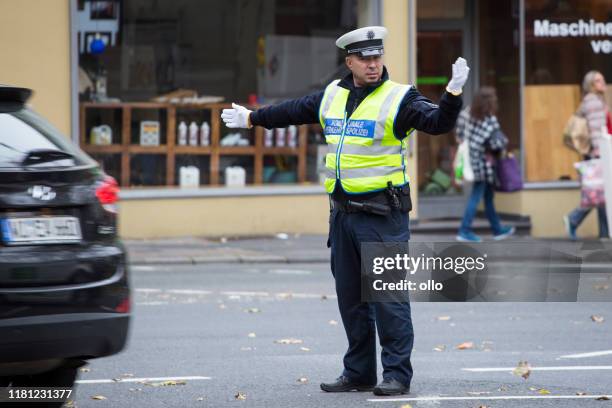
top-left (346, 55), bottom-right (383, 86)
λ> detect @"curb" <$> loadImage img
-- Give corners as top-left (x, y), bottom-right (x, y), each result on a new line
top-left (128, 255), bottom-right (330, 266)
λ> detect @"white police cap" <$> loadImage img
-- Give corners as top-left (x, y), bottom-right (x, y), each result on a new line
top-left (335, 26), bottom-right (388, 57)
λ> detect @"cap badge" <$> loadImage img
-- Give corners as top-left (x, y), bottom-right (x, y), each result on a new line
top-left (367, 30), bottom-right (375, 40)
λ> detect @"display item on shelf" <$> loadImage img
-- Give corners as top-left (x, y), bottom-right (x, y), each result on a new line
top-left (178, 121), bottom-right (187, 146)
top-left (189, 122), bottom-right (199, 146)
top-left (287, 125), bottom-right (297, 148)
top-left (179, 166), bottom-right (200, 188)
top-left (264, 128), bottom-right (274, 147)
top-left (200, 122), bottom-right (210, 146)
top-left (225, 166), bottom-right (246, 187)
top-left (140, 121), bottom-right (160, 146)
top-left (276, 128), bottom-right (286, 147)
top-left (221, 132), bottom-right (249, 146)
top-left (90, 124), bottom-right (112, 145)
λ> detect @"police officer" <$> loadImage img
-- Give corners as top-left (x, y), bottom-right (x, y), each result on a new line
top-left (222, 26), bottom-right (469, 396)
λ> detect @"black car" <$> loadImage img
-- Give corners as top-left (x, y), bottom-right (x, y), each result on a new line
top-left (0, 86), bottom-right (130, 405)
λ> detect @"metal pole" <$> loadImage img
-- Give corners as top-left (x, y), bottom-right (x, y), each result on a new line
top-left (519, 0), bottom-right (526, 181)
top-left (599, 127), bottom-right (612, 238)
top-left (69, 0), bottom-right (79, 145)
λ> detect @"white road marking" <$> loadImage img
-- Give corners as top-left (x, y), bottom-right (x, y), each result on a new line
top-left (368, 395), bottom-right (612, 403)
top-left (131, 266), bottom-right (157, 271)
top-left (135, 288), bottom-right (163, 293)
top-left (76, 376), bottom-right (211, 384)
top-left (463, 365), bottom-right (612, 372)
top-left (167, 289), bottom-right (213, 295)
top-left (559, 350), bottom-right (612, 359)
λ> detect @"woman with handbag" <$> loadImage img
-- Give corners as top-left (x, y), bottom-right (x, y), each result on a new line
top-left (455, 87), bottom-right (515, 242)
top-left (563, 71), bottom-right (610, 240)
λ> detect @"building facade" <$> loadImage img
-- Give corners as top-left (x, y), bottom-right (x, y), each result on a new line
top-left (1, 0), bottom-right (610, 238)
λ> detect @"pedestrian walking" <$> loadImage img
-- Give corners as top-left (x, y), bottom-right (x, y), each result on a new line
top-left (564, 70), bottom-right (610, 240)
top-left (221, 26), bottom-right (468, 396)
top-left (455, 87), bottom-right (515, 242)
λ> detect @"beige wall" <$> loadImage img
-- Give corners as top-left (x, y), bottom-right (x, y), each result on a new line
top-left (383, 0), bottom-right (420, 217)
top-left (119, 195), bottom-right (330, 239)
top-left (495, 189), bottom-right (599, 238)
top-left (0, 0), bottom-right (72, 137)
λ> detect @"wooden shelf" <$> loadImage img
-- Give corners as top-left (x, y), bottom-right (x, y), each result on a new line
top-left (80, 102), bottom-right (308, 187)
top-left (218, 146), bottom-right (256, 155)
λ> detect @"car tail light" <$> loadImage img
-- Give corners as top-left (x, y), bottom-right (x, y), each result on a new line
top-left (115, 296), bottom-right (131, 313)
top-left (96, 176), bottom-right (119, 213)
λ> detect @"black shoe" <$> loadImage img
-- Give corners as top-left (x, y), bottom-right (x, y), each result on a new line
top-left (320, 375), bottom-right (375, 392)
top-left (373, 378), bottom-right (410, 396)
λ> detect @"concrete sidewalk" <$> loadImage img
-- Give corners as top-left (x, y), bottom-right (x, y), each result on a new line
top-left (123, 232), bottom-right (603, 265)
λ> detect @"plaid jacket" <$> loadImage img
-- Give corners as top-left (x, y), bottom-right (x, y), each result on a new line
top-left (456, 108), bottom-right (508, 184)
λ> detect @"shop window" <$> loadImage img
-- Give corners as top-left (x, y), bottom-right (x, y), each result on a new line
top-left (76, 0), bottom-right (356, 189)
top-left (524, 0), bottom-right (611, 182)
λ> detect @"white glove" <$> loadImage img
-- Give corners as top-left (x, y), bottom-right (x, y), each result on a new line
top-left (447, 57), bottom-right (470, 94)
top-left (221, 103), bottom-right (252, 128)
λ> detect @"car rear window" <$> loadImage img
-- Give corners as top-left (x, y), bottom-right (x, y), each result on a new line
top-left (0, 108), bottom-right (95, 169)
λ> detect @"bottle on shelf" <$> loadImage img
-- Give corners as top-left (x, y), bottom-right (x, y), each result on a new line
top-left (276, 128), bottom-right (286, 147)
top-left (200, 122), bottom-right (210, 146)
top-left (189, 121), bottom-right (199, 146)
top-left (178, 121), bottom-right (187, 146)
top-left (287, 125), bottom-right (297, 148)
top-left (264, 128), bottom-right (274, 147)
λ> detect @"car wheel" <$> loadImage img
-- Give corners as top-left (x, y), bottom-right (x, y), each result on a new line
top-left (6, 360), bottom-right (83, 408)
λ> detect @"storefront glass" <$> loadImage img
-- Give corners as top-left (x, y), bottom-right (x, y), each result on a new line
top-left (76, 0), bottom-right (356, 188)
top-left (524, 0), bottom-right (611, 182)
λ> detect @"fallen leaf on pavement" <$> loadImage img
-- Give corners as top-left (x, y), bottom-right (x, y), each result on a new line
top-left (596, 396), bottom-right (610, 400)
top-left (196, 397), bottom-right (205, 401)
top-left (274, 338), bottom-right (303, 344)
top-left (145, 380), bottom-right (187, 387)
top-left (433, 345), bottom-right (446, 352)
top-left (328, 320), bottom-right (338, 325)
top-left (437, 316), bottom-right (451, 321)
top-left (498, 385), bottom-right (509, 392)
top-left (235, 392), bottom-right (247, 400)
top-left (79, 367), bottom-right (90, 373)
top-left (64, 400), bottom-right (76, 407)
top-left (591, 315), bottom-right (605, 323)
top-left (128, 388), bottom-right (142, 392)
top-left (576, 391), bottom-right (587, 396)
top-left (300, 347), bottom-right (311, 352)
top-left (247, 332), bottom-right (256, 338)
top-left (593, 284), bottom-right (609, 291)
top-left (321, 295), bottom-right (328, 300)
top-left (456, 342), bottom-right (474, 350)
top-left (512, 361), bottom-right (531, 379)
top-left (538, 388), bottom-right (551, 395)
top-left (400, 404), bottom-right (413, 408)
top-left (91, 395), bottom-right (107, 400)
top-left (277, 292), bottom-right (293, 299)
top-left (245, 308), bottom-right (261, 313)
top-left (297, 377), bottom-right (308, 384)
top-left (467, 391), bottom-right (491, 396)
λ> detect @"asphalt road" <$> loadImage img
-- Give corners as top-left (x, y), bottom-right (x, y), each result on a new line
top-left (70, 263), bottom-right (612, 408)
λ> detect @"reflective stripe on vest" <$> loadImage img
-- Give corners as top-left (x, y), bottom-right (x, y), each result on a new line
top-left (319, 79), bottom-right (414, 194)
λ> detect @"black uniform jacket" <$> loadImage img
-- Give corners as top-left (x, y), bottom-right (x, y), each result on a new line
top-left (250, 67), bottom-right (463, 200)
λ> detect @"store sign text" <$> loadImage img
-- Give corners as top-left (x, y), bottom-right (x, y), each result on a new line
top-left (534, 19), bottom-right (612, 54)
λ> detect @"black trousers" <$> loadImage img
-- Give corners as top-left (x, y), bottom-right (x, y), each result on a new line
top-left (328, 207), bottom-right (414, 387)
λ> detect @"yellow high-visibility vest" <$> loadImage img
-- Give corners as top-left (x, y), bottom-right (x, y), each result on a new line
top-left (319, 79), bottom-right (414, 194)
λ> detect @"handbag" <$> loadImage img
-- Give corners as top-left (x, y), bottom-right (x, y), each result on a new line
top-left (563, 113), bottom-right (590, 155)
top-left (453, 139), bottom-right (474, 184)
top-left (575, 159), bottom-right (605, 208)
top-left (495, 152), bottom-right (523, 192)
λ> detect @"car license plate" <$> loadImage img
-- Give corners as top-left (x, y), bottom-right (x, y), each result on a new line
top-left (0, 216), bottom-right (82, 245)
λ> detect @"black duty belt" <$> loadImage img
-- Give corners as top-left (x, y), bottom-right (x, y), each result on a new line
top-left (330, 182), bottom-right (412, 215)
